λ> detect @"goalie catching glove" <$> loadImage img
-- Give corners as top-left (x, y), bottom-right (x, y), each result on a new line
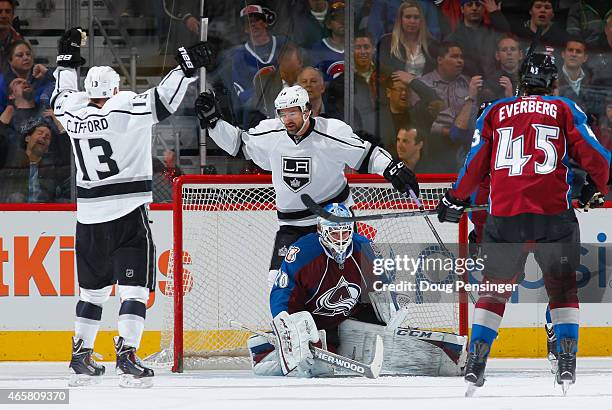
top-left (578, 175), bottom-right (604, 210)
top-left (195, 91), bottom-right (222, 129)
top-left (57, 27), bottom-right (87, 67)
top-left (437, 190), bottom-right (470, 223)
top-left (175, 41), bottom-right (215, 77)
top-left (271, 311), bottom-right (319, 376)
top-left (383, 160), bottom-right (419, 197)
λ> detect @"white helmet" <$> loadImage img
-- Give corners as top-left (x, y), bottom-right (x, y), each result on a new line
top-left (317, 203), bottom-right (354, 265)
top-left (274, 85), bottom-right (309, 113)
top-left (84, 66), bottom-right (120, 98)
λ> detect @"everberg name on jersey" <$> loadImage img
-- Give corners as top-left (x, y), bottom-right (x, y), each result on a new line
top-left (65, 117), bottom-right (109, 134)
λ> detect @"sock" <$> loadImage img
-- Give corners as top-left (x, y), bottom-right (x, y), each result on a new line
top-left (549, 303), bottom-right (579, 353)
top-left (118, 299), bottom-right (146, 349)
top-left (75, 301), bottom-right (102, 349)
top-left (470, 296), bottom-right (506, 352)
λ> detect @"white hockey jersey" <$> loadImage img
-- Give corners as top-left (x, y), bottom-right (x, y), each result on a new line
top-left (209, 116), bottom-right (393, 226)
top-left (52, 66), bottom-right (196, 224)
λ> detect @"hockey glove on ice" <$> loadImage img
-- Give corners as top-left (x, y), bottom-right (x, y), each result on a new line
top-left (57, 27), bottom-right (87, 67)
top-left (176, 41), bottom-right (215, 77)
top-left (437, 190), bottom-right (470, 223)
top-left (578, 175), bottom-right (604, 210)
top-left (383, 160), bottom-right (419, 197)
top-left (195, 91), bottom-right (222, 129)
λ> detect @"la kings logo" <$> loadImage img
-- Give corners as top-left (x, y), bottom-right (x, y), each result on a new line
top-left (282, 157), bottom-right (311, 192)
top-left (313, 276), bottom-right (361, 317)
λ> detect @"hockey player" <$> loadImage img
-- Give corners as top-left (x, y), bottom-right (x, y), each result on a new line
top-left (52, 27), bottom-right (213, 387)
top-left (247, 203), bottom-right (466, 377)
top-left (436, 52), bottom-right (611, 395)
top-left (195, 84), bottom-right (419, 289)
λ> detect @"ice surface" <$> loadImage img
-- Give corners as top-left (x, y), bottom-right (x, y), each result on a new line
top-left (1, 358), bottom-right (612, 410)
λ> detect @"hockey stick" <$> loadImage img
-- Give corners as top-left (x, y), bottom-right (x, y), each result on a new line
top-left (301, 193), bottom-right (488, 223)
top-left (229, 320), bottom-right (384, 379)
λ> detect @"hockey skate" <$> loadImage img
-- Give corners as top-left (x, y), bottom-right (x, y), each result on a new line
top-left (556, 338), bottom-right (577, 396)
top-left (545, 323), bottom-right (558, 374)
top-left (114, 336), bottom-right (154, 388)
top-left (68, 337), bottom-right (105, 387)
top-left (464, 340), bottom-right (490, 397)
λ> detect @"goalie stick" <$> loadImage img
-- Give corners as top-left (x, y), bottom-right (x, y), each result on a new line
top-left (229, 320), bottom-right (384, 379)
top-left (301, 193), bottom-right (488, 223)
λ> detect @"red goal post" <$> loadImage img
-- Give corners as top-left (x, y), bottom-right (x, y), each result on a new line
top-left (167, 174), bottom-right (469, 372)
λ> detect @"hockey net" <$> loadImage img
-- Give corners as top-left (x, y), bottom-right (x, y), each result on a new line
top-left (148, 174), bottom-right (468, 372)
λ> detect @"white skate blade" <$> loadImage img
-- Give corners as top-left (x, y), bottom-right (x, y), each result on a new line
top-left (548, 354), bottom-right (558, 374)
top-left (465, 382), bottom-right (478, 397)
top-left (68, 373), bottom-right (102, 387)
top-left (561, 380), bottom-right (571, 396)
top-left (118, 373), bottom-right (153, 389)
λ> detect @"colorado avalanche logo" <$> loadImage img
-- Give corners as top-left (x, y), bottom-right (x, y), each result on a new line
top-left (313, 276), bottom-right (361, 317)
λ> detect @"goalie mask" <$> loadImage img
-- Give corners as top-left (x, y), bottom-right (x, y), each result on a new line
top-left (274, 85), bottom-right (311, 135)
top-left (317, 203), bottom-right (354, 265)
top-left (85, 66), bottom-right (120, 99)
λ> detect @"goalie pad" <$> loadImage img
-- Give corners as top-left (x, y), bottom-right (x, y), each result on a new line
top-left (271, 311), bottom-right (320, 375)
top-left (337, 319), bottom-right (467, 376)
top-left (247, 330), bottom-right (332, 377)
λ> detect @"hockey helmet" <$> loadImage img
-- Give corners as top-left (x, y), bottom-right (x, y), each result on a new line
top-left (274, 85), bottom-right (310, 114)
top-left (85, 66), bottom-right (120, 99)
top-left (317, 203), bottom-right (354, 265)
top-left (519, 52), bottom-right (558, 94)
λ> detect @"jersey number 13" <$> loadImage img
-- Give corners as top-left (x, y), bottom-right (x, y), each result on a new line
top-left (73, 138), bottom-right (120, 181)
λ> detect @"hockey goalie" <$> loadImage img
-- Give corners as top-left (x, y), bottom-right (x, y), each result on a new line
top-left (247, 203), bottom-right (467, 377)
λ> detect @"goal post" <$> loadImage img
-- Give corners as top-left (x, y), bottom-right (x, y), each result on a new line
top-left (161, 174), bottom-right (469, 372)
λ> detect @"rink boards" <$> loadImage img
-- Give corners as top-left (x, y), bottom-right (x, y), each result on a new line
top-left (0, 204), bottom-right (611, 360)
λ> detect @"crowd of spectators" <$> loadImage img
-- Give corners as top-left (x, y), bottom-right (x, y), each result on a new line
top-left (203, 0), bottom-right (612, 177)
top-left (1, 0), bottom-right (611, 203)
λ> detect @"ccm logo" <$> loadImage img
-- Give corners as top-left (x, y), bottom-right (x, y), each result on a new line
top-left (178, 47), bottom-right (194, 68)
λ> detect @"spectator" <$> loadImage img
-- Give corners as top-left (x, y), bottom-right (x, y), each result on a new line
top-left (512, 0), bottom-right (568, 59)
top-left (310, 0), bottom-right (345, 83)
top-left (248, 43), bottom-right (305, 120)
top-left (291, 0), bottom-right (327, 48)
top-left (0, 78), bottom-right (70, 163)
top-left (445, 0), bottom-right (511, 78)
top-left (376, 0), bottom-right (438, 85)
top-left (327, 31), bottom-right (377, 134)
top-left (395, 125), bottom-right (423, 171)
top-left (558, 36), bottom-right (596, 115)
top-left (367, 0), bottom-right (442, 44)
top-left (0, 0), bottom-right (22, 69)
top-left (0, 120), bottom-right (69, 203)
top-left (594, 99), bottom-right (612, 148)
top-left (231, 4), bottom-right (287, 104)
top-left (376, 76), bottom-right (440, 156)
top-left (566, 0), bottom-right (610, 48)
top-left (297, 66), bottom-right (326, 116)
top-left (420, 42), bottom-right (481, 172)
top-left (0, 40), bottom-right (55, 112)
top-left (586, 11), bottom-right (612, 117)
top-left (483, 34), bottom-right (524, 100)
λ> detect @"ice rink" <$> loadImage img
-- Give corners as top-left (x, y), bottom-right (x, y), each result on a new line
top-left (1, 358), bottom-right (612, 410)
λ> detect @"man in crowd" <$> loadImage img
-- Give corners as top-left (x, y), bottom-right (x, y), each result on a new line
top-left (483, 34), bottom-right (524, 100)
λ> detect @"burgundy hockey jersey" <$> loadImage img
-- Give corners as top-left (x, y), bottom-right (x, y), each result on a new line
top-left (452, 96), bottom-right (610, 216)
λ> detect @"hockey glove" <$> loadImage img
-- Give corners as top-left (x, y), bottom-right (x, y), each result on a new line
top-left (578, 175), bottom-right (604, 210)
top-left (437, 190), bottom-right (470, 223)
top-left (175, 41), bottom-right (215, 77)
top-left (195, 91), bottom-right (222, 129)
top-left (383, 160), bottom-right (420, 197)
top-left (57, 27), bottom-right (87, 67)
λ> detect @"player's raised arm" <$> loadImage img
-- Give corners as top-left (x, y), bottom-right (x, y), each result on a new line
top-left (51, 27), bottom-right (87, 113)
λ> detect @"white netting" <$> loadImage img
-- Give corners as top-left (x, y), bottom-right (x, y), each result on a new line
top-left (147, 176), bottom-right (465, 370)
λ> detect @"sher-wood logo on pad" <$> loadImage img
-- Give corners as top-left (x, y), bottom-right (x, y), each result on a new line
top-left (282, 157), bottom-right (311, 192)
